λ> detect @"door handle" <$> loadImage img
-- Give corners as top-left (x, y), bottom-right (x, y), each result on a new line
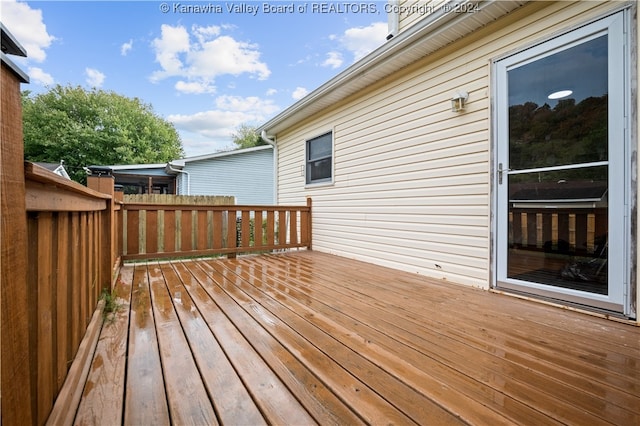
top-left (498, 163), bottom-right (510, 184)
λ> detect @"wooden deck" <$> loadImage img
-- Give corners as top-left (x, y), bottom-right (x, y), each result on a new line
top-left (56, 251), bottom-right (639, 425)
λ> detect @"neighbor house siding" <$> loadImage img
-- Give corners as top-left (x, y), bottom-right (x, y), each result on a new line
top-left (277, 1), bottom-right (618, 288)
top-left (183, 148), bottom-right (274, 204)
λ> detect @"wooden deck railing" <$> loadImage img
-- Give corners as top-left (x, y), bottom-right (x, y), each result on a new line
top-left (4, 162), bottom-right (310, 425)
top-left (121, 199), bottom-right (312, 260)
top-left (23, 163), bottom-right (118, 424)
top-left (509, 207), bottom-right (607, 255)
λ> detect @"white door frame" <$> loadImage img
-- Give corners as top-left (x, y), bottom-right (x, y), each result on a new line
top-left (491, 10), bottom-right (634, 317)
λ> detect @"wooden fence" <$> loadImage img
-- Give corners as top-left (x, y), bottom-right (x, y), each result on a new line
top-left (123, 194), bottom-right (235, 205)
top-left (23, 163), bottom-right (118, 424)
top-left (121, 200), bottom-right (312, 260)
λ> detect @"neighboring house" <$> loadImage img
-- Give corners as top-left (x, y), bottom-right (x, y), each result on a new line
top-left (168, 145), bottom-right (274, 204)
top-left (258, 1), bottom-right (638, 321)
top-left (34, 161), bottom-right (71, 180)
top-left (105, 163), bottom-right (176, 194)
top-left (102, 145), bottom-right (274, 204)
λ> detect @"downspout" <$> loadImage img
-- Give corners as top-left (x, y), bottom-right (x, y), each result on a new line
top-left (387, 0), bottom-right (399, 40)
top-left (166, 163), bottom-right (191, 195)
top-left (261, 130), bottom-right (278, 204)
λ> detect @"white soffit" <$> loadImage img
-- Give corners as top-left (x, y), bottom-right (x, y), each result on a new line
top-left (260, 0), bottom-right (528, 135)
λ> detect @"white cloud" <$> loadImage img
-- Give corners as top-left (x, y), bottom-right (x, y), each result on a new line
top-left (150, 24), bottom-right (190, 80)
top-left (188, 35), bottom-right (270, 79)
top-left (179, 133), bottom-right (230, 156)
top-left (2, 0), bottom-right (55, 62)
top-left (192, 25), bottom-right (221, 44)
top-left (292, 87), bottom-right (308, 100)
top-left (168, 95), bottom-right (280, 155)
top-left (322, 51), bottom-right (343, 69)
top-left (170, 110), bottom-right (245, 139)
top-left (150, 24), bottom-right (270, 94)
top-left (85, 68), bottom-right (105, 87)
top-left (337, 21), bottom-right (387, 62)
top-left (266, 88), bottom-right (277, 96)
top-left (27, 67), bottom-right (54, 86)
top-left (121, 39), bottom-right (133, 56)
top-left (215, 95), bottom-right (279, 114)
top-left (175, 80), bottom-right (216, 94)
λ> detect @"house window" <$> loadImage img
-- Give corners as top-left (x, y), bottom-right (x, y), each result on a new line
top-left (306, 131), bottom-right (333, 184)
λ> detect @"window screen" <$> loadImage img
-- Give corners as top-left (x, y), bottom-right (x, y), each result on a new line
top-left (306, 132), bottom-right (332, 184)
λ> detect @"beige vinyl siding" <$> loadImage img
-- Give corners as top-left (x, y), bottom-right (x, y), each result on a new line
top-left (397, 0), bottom-right (446, 34)
top-left (277, 1), bottom-right (623, 288)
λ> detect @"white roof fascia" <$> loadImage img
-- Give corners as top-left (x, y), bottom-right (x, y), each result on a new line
top-left (180, 144), bottom-right (273, 163)
top-left (1, 22), bottom-right (27, 56)
top-left (259, 0), bottom-right (527, 136)
top-left (1, 22), bottom-right (29, 83)
top-left (108, 163), bottom-right (168, 170)
top-left (108, 146), bottom-right (273, 173)
top-left (1, 52), bottom-right (29, 83)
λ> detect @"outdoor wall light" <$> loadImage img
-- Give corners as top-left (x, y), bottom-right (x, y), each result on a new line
top-left (451, 91), bottom-right (469, 112)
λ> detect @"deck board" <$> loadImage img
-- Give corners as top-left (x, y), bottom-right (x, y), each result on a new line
top-left (278, 253), bottom-right (640, 424)
top-left (124, 264), bottom-right (169, 425)
top-left (202, 259), bottom-right (440, 425)
top-left (183, 260), bottom-right (318, 425)
top-left (252, 254), bottom-right (637, 424)
top-left (147, 263), bottom-right (218, 424)
top-left (235, 255), bottom-right (550, 425)
top-left (61, 251), bottom-right (640, 425)
top-left (74, 266), bottom-right (132, 425)
top-left (161, 261), bottom-right (266, 425)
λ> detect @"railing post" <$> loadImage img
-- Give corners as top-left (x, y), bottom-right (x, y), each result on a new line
top-left (87, 175), bottom-right (116, 291)
top-left (306, 197), bottom-right (312, 251)
top-left (114, 186), bottom-right (124, 261)
top-left (1, 47), bottom-right (34, 423)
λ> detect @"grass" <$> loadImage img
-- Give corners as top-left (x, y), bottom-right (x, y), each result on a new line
top-left (100, 288), bottom-right (122, 323)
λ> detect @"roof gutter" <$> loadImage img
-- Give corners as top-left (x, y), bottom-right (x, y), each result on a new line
top-left (166, 161), bottom-right (190, 195)
top-left (261, 130), bottom-right (278, 204)
top-left (386, 0), bottom-right (399, 40)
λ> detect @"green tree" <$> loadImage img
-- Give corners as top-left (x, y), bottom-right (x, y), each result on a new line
top-left (22, 85), bottom-right (184, 183)
top-left (231, 123), bottom-right (267, 149)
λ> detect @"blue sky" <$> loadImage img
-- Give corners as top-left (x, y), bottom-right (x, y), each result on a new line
top-left (2, 0), bottom-right (389, 156)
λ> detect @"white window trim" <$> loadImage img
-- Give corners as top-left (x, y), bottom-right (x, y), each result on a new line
top-left (304, 130), bottom-right (334, 188)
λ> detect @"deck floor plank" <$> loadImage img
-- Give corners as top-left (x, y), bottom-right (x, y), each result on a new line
top-left (63, 251), bottom-right (640, 426)
top-left (124, 264), bottom-right (169, 425)
top-left (147, 263), bottom-right (219, 425)
top-left (237, 255), bottom-right (557, 425)
top-left (203, 258), bottom-right (448, 426)
top-left (325, 252), bottom-right (640, 369)
top-left (74, 265), bottom-right (133, 425)
top-left (307, 253), bottom-right (640, 403)
top-left (185, 260), bottom-right (366, 426)
top-left (260, 253), bottom-right (638, 424)
top-left (161, 261), bottom-right (267, 426)
top-left (264, 252), bottom-right (639, 424)
top-left (180, 259), bottom-right (319, 425)
top-left (221, 257), bottom-right (475, 425)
